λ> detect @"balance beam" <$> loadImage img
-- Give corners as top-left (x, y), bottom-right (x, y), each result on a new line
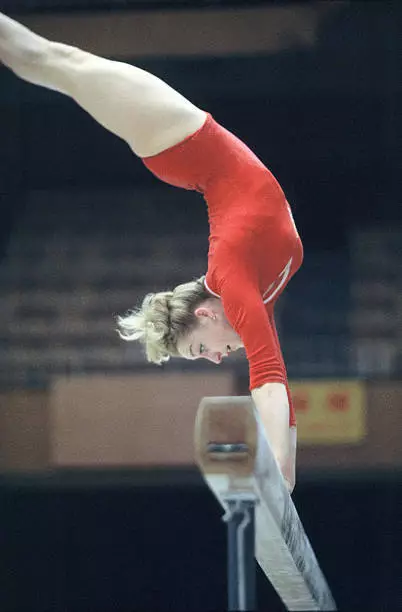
top-left (194, 396), bottom-right (336, 611)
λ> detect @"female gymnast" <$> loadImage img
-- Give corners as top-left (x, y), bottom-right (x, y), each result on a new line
top-left (0, 12), bottom-right (303, 492)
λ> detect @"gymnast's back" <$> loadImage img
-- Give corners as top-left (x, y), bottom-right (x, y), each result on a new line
top-left (142, 113), bottom-right (303, 278)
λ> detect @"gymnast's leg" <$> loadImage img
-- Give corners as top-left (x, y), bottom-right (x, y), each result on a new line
top-left (0, 12), bottom-right (206, 157)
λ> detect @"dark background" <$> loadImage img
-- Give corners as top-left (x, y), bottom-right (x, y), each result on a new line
top-left (2, 470), bottom-right (402, 612)
top-left (1, 1), bottom-right (401, 611)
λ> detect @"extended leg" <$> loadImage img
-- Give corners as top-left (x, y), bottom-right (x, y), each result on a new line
top-left (0, 12), bottom-right (206, 157)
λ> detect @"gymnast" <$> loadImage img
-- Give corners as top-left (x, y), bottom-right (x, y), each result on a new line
top-left (0, 12), bottom-right (303, 492)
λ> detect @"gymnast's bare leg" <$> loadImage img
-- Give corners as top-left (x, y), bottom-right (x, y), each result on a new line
top-left (0, 12), bottom-right (206, 157)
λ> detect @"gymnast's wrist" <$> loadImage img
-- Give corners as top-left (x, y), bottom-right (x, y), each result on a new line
top-left (284, 477), bottom-right (295, 494)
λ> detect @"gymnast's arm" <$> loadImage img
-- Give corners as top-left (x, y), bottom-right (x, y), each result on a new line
top-left (219, 278), bottom-right (296, 492)
top-left (251, 383), bottom-right (295, 493)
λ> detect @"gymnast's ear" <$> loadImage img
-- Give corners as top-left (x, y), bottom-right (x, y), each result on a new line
top-left (194, 306), bottom-right (216, 320)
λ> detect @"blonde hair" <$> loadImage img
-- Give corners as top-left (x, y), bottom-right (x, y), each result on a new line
top-left (116, 276), bottom-right (211, 364)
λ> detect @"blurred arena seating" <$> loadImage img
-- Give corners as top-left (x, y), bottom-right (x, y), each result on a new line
top-left (0, 187), bottom-right (400, 387)
top-left (350, 228), bottom-right (402, 377)
top-left (1, 0), bottom-right (272, 13)
top-left (0, 186), bottom-right (210, 386)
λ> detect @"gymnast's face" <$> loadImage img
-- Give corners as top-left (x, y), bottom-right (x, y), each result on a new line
top-left (177, 299), bottom-right (243, 364)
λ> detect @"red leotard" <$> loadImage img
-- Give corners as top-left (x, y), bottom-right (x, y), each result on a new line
top-left (142, 113), bottom-right (303, 427)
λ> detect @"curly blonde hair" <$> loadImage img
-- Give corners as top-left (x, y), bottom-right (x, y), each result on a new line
top-left (116, 276), bottom-right (211, 364)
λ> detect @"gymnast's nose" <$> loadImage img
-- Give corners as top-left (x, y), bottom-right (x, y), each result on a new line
top-left (206, 352), bottom-right (222, 364)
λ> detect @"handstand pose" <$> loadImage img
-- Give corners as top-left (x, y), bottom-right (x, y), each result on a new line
top-left (0, 12), bottom-right (303, 492)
